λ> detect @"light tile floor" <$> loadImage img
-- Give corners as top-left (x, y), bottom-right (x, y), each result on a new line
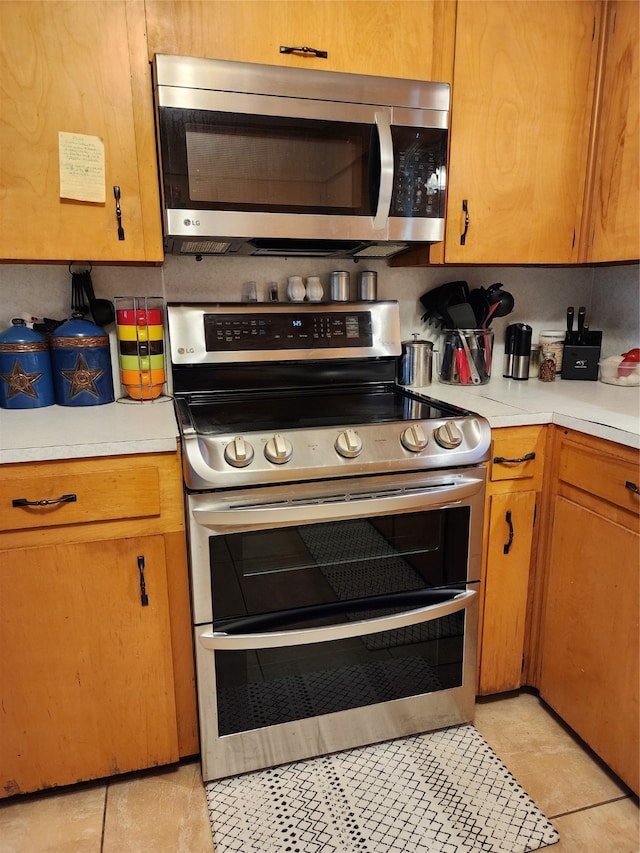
top-left (1, 691), bottom-right (637, 852)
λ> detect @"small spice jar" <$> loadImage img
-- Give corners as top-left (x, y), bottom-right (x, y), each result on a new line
top-left (539, 350), bottom-right (557, 382)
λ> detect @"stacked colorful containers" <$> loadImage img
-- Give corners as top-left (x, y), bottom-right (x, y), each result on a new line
top-left (115, 297), bottom-right (166, 400)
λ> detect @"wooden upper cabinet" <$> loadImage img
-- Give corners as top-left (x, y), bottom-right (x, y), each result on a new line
top-left (144, 0), bottom-right (456, 83)
top-left (0, 1), bottom-right (163, 263)
top-left (444, 1), bottom-right (600, 264)
top-left (581, 0), bottom-right (639, 262)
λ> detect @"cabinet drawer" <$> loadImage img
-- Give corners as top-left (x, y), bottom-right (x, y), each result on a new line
top-left (557, 440), bottom-right (640, 513)
top-left (490, 426), bottom-right (545, 485)
top-left (0, 467), bottom-right (161, 532)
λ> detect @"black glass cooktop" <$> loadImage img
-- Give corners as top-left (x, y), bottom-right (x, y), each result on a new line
top-left (185, 384), bottom-right (467, 435)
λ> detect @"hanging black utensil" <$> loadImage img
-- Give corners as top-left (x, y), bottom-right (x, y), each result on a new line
top-left (81, 270), bottom-right (115, 327)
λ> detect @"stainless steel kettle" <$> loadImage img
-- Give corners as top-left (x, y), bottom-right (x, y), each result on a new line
top-left (399, 334), bottom-right (434, 386)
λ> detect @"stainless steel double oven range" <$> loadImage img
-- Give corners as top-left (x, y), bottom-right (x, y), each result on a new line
top-left (167, 301), bottom-right (490, 782)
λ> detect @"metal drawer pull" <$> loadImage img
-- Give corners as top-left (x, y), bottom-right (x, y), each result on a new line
top-left (460, 199), bottom-right (470, 245)
top-left (625, 481), bottom-right (640, 495)
top-left (137, 556), bottom-right (149, 607)
top-left (503, 509), bottom-right (514, 554)
top-left (280, 44), bottom-right (328, 59)
top-left (12, 493), bottom-right (77, 508)
top-left (493, 452), bottom-right (536, 464)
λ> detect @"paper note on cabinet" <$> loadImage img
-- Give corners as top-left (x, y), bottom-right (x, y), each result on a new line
top-left (58, 132), bottom-right (105, 203)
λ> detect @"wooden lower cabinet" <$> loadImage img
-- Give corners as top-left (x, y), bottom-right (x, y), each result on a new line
top-left (478, 425), bottom-right (546, 695)
top-left (538, 429), bottom-right (639, 795)
top-left (479, 490), bottom-right (537, 693)
top-left (0, 536), bottom-right (178, 796)
top-left (0, 451), bottom-right (198, 798)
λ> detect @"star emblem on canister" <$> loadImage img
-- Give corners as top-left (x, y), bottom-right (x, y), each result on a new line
top-left (61, 353), bottom-right (104, 398)
top-left (0, 358), bottom-right (43, 399)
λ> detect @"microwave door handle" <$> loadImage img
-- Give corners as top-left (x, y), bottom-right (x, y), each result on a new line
top-left (373, 110), bottom-right (394, 230)
top-left (199, 588), bottom-right (475, 651)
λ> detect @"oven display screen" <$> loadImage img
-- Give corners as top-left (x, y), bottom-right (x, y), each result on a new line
top-left (204, 312), bottom-right (373, 350)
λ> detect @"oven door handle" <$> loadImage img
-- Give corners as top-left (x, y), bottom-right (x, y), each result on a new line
top-left (192, 477), bottom-right (483, 530)
top-left (198, 588), bottom-right (475, 651)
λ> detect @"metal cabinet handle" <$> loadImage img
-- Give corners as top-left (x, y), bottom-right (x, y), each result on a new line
top-left (280, 45), bottom-right (328, 59)
top-left (493, 452), bottom-right (536, 464)
top-left (503, 509), bottom-right (514, 554)
top-left (12, 493), bottom-right (77, 508)
top-left (137, 556), bottom-right (149, 607)
top-left (625, 481), bottom-right (640, 495)
top-left (113, 185), bottom-right (125, 241)
top-left (460, 199), bottom-right (470, 245)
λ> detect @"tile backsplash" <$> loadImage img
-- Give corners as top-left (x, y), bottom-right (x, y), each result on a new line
top-left (0, 258), bottom-right (637, 360)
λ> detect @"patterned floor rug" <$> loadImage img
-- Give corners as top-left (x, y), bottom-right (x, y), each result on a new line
top-left (206, 724), bottom-right (560, 852)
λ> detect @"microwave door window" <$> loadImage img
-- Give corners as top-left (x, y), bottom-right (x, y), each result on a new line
top-left (159, 107), bottom-right (375, 215)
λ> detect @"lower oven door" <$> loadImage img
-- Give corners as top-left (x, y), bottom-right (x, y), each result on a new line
top-left (188, 467), bottom-right (485, 780)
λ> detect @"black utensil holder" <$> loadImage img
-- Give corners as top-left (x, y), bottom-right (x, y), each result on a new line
top-left (561, 331), bottom-right (602, 381)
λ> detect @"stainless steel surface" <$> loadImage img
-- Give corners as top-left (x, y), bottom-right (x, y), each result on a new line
top-left (359, 270), bottom-right (378, 301)
top-left (189, 465), bottom-right (484, 781)
top-left (167, 301), bottom-right (402, 366)
top-left (181, 410), bottom-right (490, 490)
top-left (399, 335), bottom-right (433, 386)
top-left (171, 298), bottom-right (488, 783)
top-left (154, 54), bottom-right (449, 257)
top-left (194, 619), bottom-right (477, 781)
top-left (330, 271), bottom-right (350, 302)
top-left (187, 468), bottom-right (486, 626)
top-left (199, 590), bottom-right (474, 650)
top-left (154, 54), bottom-right (451, 112)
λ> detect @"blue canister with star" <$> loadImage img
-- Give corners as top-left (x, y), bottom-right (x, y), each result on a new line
top-left (50, 315), bottom-right (115, 406)
top-left (0, 319), bottom-right (55, 409)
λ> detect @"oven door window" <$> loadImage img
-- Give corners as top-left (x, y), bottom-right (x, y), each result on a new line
top-left (209, 509), bottom-right (471, 735)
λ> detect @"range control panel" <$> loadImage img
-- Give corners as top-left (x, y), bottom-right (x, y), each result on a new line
top-left (204, 311), bottom-right (373, 351)
top-left (167, 301), bottom-right (402, 365)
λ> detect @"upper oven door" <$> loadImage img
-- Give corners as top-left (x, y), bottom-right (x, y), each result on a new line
top-left (186, 468), bottom-right (486, 627)
top-left (155, 85), bottom-right (448, 245)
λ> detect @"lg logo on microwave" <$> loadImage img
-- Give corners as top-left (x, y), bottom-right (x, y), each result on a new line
top-left (177, 347), bottom-right (195, 355)
top-left (184, 218), bottom-right (201, 227)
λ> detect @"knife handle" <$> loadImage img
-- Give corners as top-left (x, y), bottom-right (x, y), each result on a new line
top-left (566, 306), bottom-right (574, 341)
top-left (577, 306), bottom-right (586, 344)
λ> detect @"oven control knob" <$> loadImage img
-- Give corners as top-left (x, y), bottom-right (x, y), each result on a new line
top-left (401, 423), bottom-right (428, 452)
top-left (264, 433), bottom-right (293, 464)
top-left (434, 421), bottom-right (463, 449)
top-left (335, 428), bottom-right (363, 458)
top-left (224, 436), bottom-right (255, 468)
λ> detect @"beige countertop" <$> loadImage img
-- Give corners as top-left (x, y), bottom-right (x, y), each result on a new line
top-left (1, 377), bottom-right (638, 464)
top-left (410, 375), bottom-right (640, 449)
top-left (0, 397), bottom-right (180, 464)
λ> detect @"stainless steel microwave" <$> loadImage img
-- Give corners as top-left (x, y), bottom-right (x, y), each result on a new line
top-left (152, 55), bottom-right (450, 259)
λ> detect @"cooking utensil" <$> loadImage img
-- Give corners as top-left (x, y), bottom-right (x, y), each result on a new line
top-left (81, 271), bottom-right (115, 327)
top-left (485, 283), bottom-right (515, 319)
top-left (447, 302), bottom-right (478, 329)
top-left (458, 332), bottom-right (482, 384)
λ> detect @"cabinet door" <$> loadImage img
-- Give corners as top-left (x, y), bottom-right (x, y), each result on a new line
top-left (0, 0), bottom-right (163, 262)
top-left (479, 490), bottom-right (536, 695)
top-left (0, 536), bottom-right (178, 797)
top-left (540, 497), bottom-right (639, 795)
top-left (145, 0), bottom-right (455, 82)
top-left (586, 0), bottom-right (640, 262)
top-left (444, 1), bottom-right (599, 263)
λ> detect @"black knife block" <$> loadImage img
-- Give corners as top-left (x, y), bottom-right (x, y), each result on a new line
top-left (561, 331), bottom-right (602, 380)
